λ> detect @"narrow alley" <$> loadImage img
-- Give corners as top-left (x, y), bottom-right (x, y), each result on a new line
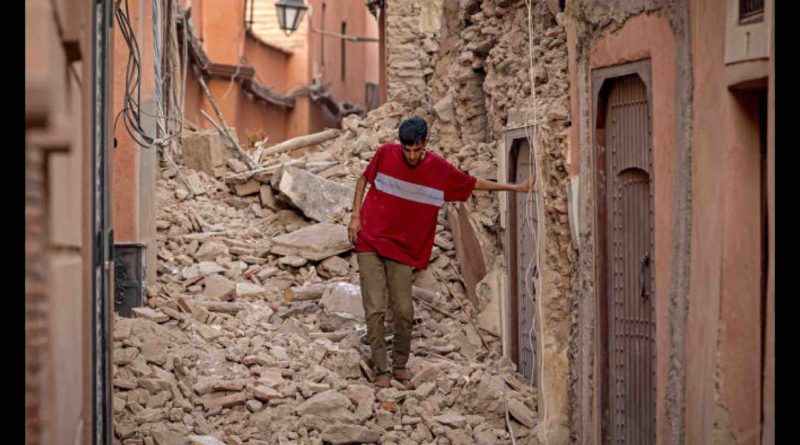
top-left (26, 0), bottom-right (775, 445)
top-left (111, 108), bottom-right (538, 445)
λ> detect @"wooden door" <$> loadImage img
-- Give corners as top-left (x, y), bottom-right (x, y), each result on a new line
top-left (510, 138), bottom-right (538, 384)
top-left (605, 75), bottom-right (656, 445)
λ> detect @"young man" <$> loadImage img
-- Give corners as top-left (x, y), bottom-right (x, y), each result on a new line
top-left (348, 117), bottom-right (534, 389)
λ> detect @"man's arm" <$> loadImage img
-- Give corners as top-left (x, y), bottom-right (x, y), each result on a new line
top-left (348, 174), bottom-right (368, 244)
top-left (473, 177), bottom-right (534, 193)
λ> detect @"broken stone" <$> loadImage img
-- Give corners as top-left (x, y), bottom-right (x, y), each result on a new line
top-left (246, 399), bottom-right (263, 412)
top-left (132, 307), bottom-right (169, 323)
top-left (320, 282), bottom-right (364, 319)
top-left (411, 363), bottom-right (443, 388)
top-left (507, 398), bottom-right (536, 428)
top-left (278, 167), bottom-right (354, 223)
top-left (321, 423), bottom-right (381, 444)
top-left (259, 184), bottom-right (283, 210)
top-left (433, 94), bottom-right (455, 122)
top-left (187, 436), bottom-right (227, 445)
top-left (196, 324), bottom-right (221, 342)
top-left (257, 369), bottom-right (285, 388)
top-left (433, 413), bottom-right (467, 428)
top-left (233, 179), bottom-right (261, 196)
top-left (184, 171), bottom-right (207, 196)
top-left (202, 274), bottom-right (236, 301)
top-left (295, 390), bottom-right (353, 420)
top-left (252, 385), bottom-right (282, 401)
top-left (226, 158), bottom-right (248, 173)
top-left (114, 347), bottom-right (139, 365)
top-left (114, 318), bottom-right (134, 341)
top-left (180, 129), bottom-right (235, 176)
top-left (195, 240), bottom-right (229, 262)
top-left (235, 282), bottom-right (265, 298)
top-left (476, 269), bottom-right (501, 336)
top-left (415, 381), bottom-right (436, 398)
top-left (317, 256), bottom-right (350, 278)
top-left (202, 392), bottom-right (247, 409)
top-left (150, 430), bottom-right (185, 445)
top-left (182, 262), bottom-right (226, 280)
top-left (270, 223), bottom-right (351, 261)
top-left (278, 255), bottom-right (308, 267)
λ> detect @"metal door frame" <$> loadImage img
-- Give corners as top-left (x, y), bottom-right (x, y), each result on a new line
top-left (505, 126), bottom-right (537, 384)
top-left (591, 59), bottom-right (654, 445)
top-left (92, 1), bottom-right (114, 443)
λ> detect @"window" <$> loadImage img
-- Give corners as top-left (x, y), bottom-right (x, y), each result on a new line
top-left (341, 22), bottom-right (346, 81)
top-left (739, 0), bottom-right (764, 24)
top-left (321, 3), bottom-right (326, 66)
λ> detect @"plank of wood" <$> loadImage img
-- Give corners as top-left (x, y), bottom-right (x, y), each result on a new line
top-left (284, 283), bottom-right (330, 302)
top-left (261, 129), bottom-right (341, 158)
top-left (193, 301), bottom-right (247, 315)
top-left (446, 202), bottom-right (487, 308)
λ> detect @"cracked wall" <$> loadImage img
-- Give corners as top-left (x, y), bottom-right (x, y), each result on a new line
top-left (383, 0), bottom-right (576, 443)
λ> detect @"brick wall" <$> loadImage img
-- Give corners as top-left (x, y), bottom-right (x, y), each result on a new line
top-left (25, 146), bottom-right (48, 445)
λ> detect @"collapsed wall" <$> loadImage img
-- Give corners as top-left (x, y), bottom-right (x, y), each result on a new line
top-left (333, 0), bottom-right (576, 443)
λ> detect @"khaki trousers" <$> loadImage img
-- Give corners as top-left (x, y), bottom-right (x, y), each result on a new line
top-left (356, 252), bottom-right (414, 375)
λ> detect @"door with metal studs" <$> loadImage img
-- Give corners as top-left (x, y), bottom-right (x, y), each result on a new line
top-left (605, 74), bottom-right (656, 445)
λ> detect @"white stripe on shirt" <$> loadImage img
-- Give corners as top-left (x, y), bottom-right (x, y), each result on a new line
top-left (374, 172), bottom-right (445, 207)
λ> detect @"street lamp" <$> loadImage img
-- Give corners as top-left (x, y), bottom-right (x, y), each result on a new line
top-left (275, 0), bottom-right (308, 36)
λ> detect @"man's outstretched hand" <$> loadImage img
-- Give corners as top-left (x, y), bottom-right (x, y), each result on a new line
top-left (348, 216), bottom-right (361, 245)
top-left (515, 178), bottom-right (535, 193)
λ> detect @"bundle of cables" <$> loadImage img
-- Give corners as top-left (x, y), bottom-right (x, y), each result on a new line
top-left (112, 0), bottom-right (183, 149)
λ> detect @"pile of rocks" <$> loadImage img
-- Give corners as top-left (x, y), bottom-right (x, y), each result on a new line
top-left (112, 124), bottom-right (538, 444)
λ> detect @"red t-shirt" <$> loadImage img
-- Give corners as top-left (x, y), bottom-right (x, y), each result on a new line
top-left (354, 143), bottom-right (477, 269)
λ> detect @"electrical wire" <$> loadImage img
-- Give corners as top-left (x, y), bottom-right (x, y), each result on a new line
top-left (522, 1), bottom-right (549, 444)
top-left (112, 0), bottom-right (183, 149)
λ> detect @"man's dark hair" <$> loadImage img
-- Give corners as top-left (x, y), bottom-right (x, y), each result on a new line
top-left (398, 117), bottom-right (428, 146)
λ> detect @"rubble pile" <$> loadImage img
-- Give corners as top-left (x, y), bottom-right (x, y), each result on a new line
top-left (112, 123), bottom-right (539, 444)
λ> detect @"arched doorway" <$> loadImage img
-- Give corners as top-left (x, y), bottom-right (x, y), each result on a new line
top-left (595, 70), bottom-right (656, 445)
top-left (506, 131), bottom-right (538, 384)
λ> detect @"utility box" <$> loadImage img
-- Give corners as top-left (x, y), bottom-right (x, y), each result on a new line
top-left (113, 243), bottom-right (146, 317)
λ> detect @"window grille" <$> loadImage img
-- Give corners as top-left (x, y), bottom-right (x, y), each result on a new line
top-left (740, 0), bottom-right (764, 24)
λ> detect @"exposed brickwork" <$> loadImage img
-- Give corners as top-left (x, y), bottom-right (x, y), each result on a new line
top-left (25, 146), bottom-right (48, 445)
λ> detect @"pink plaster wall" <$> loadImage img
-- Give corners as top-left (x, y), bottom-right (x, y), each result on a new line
top-left (687, 1), bottom-right (766, 444)
top-left (112, 0), bottom-right (156, 242)
top-left (307, 0), bottom-right (380, 109)
top-left (588, 14), bottom-right (677, 445)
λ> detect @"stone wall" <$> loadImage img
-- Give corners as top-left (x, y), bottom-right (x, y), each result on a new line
top-left (382, 0), bottom-right (575, 443)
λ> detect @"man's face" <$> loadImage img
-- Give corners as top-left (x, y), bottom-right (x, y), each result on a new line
top-left (401, 140), bottom-right (426, 167)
